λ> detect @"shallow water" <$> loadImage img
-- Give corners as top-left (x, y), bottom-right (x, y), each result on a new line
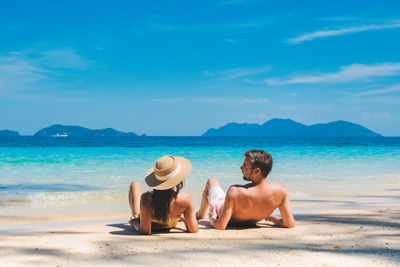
top-left (0, 136), bottom-right (399, 204)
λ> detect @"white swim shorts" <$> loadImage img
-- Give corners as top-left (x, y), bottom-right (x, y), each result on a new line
top-left (208, 186), bottom-right (226, 218)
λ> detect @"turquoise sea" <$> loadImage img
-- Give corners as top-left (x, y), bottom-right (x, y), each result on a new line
top-left (0, 136), bottom-right (399, 216)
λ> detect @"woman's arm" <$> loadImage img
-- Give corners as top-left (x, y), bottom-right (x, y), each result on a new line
top-left (139, 193), bottom-right (152, 235)
top-left (182, 194), bottom-right (198, 233)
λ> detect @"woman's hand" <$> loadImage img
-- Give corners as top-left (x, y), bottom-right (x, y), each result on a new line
top-left (178, 216), bottom-right (185, 223)
top-left (129, 217), bottom-right (141, 232)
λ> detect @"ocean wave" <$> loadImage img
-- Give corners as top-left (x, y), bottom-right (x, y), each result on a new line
top-left (0, 190), bottom-right (126, 203)
top-left (0, 183), bottom-right (105, 192)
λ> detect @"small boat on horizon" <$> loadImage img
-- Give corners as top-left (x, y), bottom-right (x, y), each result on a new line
top-left (52, 133), bottom-right (68, 137)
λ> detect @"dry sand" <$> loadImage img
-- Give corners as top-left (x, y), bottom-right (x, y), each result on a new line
top-left (1, 200), bottom-right (399, 267)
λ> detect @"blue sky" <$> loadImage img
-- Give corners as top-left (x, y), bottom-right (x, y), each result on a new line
top-left (1, 0), bottom-right (400, 136)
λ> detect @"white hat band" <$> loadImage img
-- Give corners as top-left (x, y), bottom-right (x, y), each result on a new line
top-left (155, 163), bottom-right (181, 181)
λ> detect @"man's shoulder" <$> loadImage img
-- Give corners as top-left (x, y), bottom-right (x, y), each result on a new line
top-left (266, 182), bottom-right (287, 192)
top-left (229, 181), bottom-right (287, 196)
top-left (226, 184), bottom-right (251, 198)
top-left (263, 182), bottom-right (289, 199)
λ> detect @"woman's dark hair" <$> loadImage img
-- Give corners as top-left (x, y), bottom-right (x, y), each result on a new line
top-left (152, 181), bottom-right (184, 223)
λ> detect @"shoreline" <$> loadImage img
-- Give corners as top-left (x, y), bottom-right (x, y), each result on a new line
top-left (1, 190), bottom-right (399, 226)
top-left (2, 197), bottom-right (399, 235)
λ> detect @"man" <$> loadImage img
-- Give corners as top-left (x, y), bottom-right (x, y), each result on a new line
top-left (196, 149), bottom-right (295, 230)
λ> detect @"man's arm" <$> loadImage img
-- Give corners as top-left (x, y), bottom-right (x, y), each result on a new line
top-left (210, 187), bottom-right (236, 230)
top-left (279, 190), bottom-right (295, 228)
top-left (265, 189), bottom-right (295, 228)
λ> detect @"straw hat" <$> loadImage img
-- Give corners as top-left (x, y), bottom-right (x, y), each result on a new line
top-left (145, 155), bottom-right (192, 190)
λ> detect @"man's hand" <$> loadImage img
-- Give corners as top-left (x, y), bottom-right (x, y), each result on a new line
top-left (265, 215), bottom-right (283, 227)
top-left (209, 218), bottom-right (218, 228)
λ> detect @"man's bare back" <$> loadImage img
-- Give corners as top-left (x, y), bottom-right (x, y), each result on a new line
top-left (223, 180), bottom-right (294, 226)
top-left (196, 150), bottom-right (295, 230)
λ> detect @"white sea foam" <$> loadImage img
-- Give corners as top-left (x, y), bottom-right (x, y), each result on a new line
top-left (0, 190), bottom-right (126, 203)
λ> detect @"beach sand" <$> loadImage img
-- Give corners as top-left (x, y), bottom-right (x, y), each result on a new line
top-left (1, 197), bottom-right (399, 267)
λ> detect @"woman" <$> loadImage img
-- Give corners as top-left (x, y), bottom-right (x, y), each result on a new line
top-left (128, 155), bottom-right (198, 234)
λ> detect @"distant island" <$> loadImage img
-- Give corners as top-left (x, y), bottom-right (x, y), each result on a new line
top-left (0, 130), bottom-right (20, 136)
top-left (0, 120), bottom-right (383, 137)
top-left (202, 119), bottom-right (381, 137)
top-left (34, 124), bottom-right (138, 137)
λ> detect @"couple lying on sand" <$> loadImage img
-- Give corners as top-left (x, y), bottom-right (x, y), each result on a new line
top-left (128, 149), bottom-right (295, 235)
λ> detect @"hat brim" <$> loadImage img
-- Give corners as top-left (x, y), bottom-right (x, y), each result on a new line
top-left (145, 157), bottom-right (192, 190)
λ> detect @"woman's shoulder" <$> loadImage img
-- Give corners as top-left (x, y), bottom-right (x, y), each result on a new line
top-left (176, 191), bottom-right (194, 205)
top-left (140, 191), bottom-right (152, 203)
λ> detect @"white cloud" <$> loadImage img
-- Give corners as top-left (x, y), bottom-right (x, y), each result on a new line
top-left (150, 98), bottom-right (186, 104)
top-left (250, 113), bottom-right (269, 119)
top-left (203, 70), bottom-right (214, 77)
top-left (266, 62), bottom-right (400, 85)
top-left (317, 16), bottom-right (356, 22)
top-left (361, 112), bottom-right (393, 120)
top-left (244, 78), bottom-right (258, 84)
top-left (0, 57), bottom-right (47, 78)
top-left (0, 56), bottom-right (50, 92)
top-left (355, 84), bottom-right (400, 96)
top-left (0, 49), bottom-right (85, 84)
top-left (351, 96), bottom-right (400, 105)
top-left (195, 97), bottom-right (268, 104)
top-left (39, 49), bottom-right (86, 69)
top-left (207, 66), bottom-right (271, 80)
top-left (283, 92), bottom-right (297, 97)
top-left (151, 97), bottom-right (268, 105)
top-left (287, 22), bottom-right (400, 44)
top-left (138, 16), bottom-right (275, 35)
top-left (0, 49), bottom-right (86, 98)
